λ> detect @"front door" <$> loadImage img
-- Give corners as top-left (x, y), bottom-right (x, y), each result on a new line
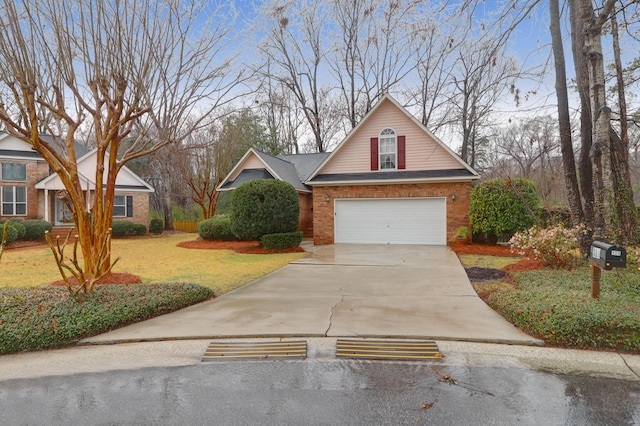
top-left (55, 198), bottom-right (74, 225)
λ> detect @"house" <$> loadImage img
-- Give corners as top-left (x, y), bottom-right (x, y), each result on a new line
top-left (219, 94), bottom-right (480, 245)
top-left (218, 149), bottom-right (330, 236)
top-left (0, 132), bottom-right (154, 229)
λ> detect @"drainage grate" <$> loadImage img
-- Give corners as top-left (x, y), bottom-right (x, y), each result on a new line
top-left (336, 339), bottom-right (443, 361)
top-left (202, 341), bottom-right (307, 362)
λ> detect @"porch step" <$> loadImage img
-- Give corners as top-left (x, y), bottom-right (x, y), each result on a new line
top-left (49, 227), bottom-right (77, 243)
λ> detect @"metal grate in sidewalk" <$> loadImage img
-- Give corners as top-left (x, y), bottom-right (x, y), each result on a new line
top-left (202, 341), bottom-right (307, 362)
top-left (336, 339), bottom-right (443, 361)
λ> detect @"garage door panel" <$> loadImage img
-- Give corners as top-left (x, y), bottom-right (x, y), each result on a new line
top-left (334, 198), bottom-right (445, 245)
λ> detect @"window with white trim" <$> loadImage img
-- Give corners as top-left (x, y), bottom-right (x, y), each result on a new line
top-left (1, 163), bottom-right (27, 182)
top-left (379, 128), bottom-right (397, 170)
top-left (113, 195), bottom-right (133, 217)
top-left (2, 186), bottom-right (27, 216)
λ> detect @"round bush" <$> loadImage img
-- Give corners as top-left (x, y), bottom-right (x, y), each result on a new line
top-left (469, 178), bottom-right (540, 244)
top-left (198, 217), bottom-right (236, 241)
top-left (0, 223), bottom-right (18, 244)
top-left (149, 218), bottom-right (164, 235)
top-left (22, 220), bottom-right (52, 240)
top-left (1, 220), bottom-right (26, 239)
top-left (230, 180), bottom-right (299, 241)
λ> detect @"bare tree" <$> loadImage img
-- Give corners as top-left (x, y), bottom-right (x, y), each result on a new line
top-left (549, 0), bottom-right (584, 226)
top-left (257, 0), bottom-right (335, 152)
top-left (448, 37), bottom-right (519, 168)
top-left (0, 0), bottom-right (242, 292)
top-left (495, 117), bottom-right (559, 178)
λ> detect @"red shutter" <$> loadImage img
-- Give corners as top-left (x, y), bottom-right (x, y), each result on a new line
top-left (370, 137), bottom-right (379, 170)
top-left (398, 135), bottom-right (406, 169)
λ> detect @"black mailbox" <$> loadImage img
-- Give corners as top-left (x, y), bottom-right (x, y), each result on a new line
top-left (589, 241), bottom-right (626, 270)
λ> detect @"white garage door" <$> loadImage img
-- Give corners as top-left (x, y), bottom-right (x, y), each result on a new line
top-left (334, 198), bottom-right (446, 245)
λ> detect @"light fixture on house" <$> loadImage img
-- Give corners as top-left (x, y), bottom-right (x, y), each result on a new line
top-left (450, 192), bottom-right (456, 201)
top-left (325, 194), bottom-right (330, 202)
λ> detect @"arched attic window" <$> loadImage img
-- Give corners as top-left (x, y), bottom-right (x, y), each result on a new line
top-left (370, 128), bottom-right (405, 171)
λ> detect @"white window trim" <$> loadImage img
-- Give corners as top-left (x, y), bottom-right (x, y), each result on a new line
top-left (2, 185), bottom-right (27, 216)
top-left (1, 163), bottom-right (27, 182)
top-left (113, 195), bottom-right (127, 218)
top-left (379, 128), bottom-right (397, 170)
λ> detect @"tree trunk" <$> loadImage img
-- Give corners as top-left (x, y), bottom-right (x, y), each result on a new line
top-left (575, 0), bottom-right (618, 240)
top-left (610, 10), bottom-right (638, 243)
top-left (550, 0), bottom-right (584, 226)
top-left (569, 0), bottom-right (595, 228)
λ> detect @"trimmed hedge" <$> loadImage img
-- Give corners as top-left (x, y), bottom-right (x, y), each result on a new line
top-left (23, 220), bottom-right (52, 240)
top-left (149, 218), bottom-right (164, 235)
top-left (261, 231), bottom-right (303, 250)
top-left (198, 216), bottom-right (236, 241)
top-left (230, 180), bottom-right (299, 241)
top-left (0, 284), bottom-right (214, 354)
top-left (111, 220), bottom-right (147, 238)
top-left (0, 223), bottom-right (18, 244)
top-left (0, 219), bottom-right (26, 239)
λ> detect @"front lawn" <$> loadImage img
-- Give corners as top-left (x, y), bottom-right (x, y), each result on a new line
top-left (0, 233), bottom-right (307, 294)
top-left (0, 233), bottom-right (307, 354)
top-left (489, 268), bottom-right (640, 352)
top-left (456, 246), bottom-right (640, 353)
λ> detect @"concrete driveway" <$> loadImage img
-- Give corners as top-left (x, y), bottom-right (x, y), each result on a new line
top-left (82, 244), bottom-right (542, 346)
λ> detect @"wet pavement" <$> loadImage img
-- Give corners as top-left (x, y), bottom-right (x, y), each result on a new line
top-left (1, 339), bottom-right (639, 425)
top-left (1, 356), bottom-right (638, 425)
top-left (81, 244), bottom-right (541, 345)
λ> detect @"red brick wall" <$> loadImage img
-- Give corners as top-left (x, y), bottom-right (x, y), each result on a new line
top-left (298, 192), bottom-right (313, 237)
top-left (312, 182), bottom-right (472, 245)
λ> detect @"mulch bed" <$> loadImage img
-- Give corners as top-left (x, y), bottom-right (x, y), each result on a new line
top-left (450, 242), bottom-right (545, 279)
top-left (177, 239), bottom-right (305, 254)
top-left (449, 241), bottom-right (519, 257)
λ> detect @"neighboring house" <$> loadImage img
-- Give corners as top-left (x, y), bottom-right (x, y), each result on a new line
top-left (219, 94), bottom-right (480, 245)
top-left (0, 132), bottom-right (154, 228)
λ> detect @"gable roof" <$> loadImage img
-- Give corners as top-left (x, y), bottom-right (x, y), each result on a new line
top-left (0, 131), bottom-right (91, 160)
top-left (217, 148), bottom-right (330, 192)
top-left (35, 148), bottom-right (154, 192)
top-left (306, 94), bottom-right (479, 184)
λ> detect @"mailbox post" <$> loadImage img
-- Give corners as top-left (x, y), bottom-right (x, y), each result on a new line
top-left (588, 241), bottom-right (626, 298)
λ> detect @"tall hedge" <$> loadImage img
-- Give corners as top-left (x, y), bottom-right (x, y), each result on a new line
top-left (469, 178), bottom-right (540, 243)
top-left (230, 180), bottom-right (299, 241)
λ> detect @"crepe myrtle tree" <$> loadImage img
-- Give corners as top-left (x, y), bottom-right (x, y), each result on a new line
top-left (0, 0), bottom-right (244, 292)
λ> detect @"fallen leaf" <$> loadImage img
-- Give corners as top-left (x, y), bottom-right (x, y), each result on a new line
top-left (421, 400), bottom-right (436, 410)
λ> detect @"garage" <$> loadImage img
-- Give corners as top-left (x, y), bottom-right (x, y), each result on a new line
top-left (334, 198), bottom-right (446, 245)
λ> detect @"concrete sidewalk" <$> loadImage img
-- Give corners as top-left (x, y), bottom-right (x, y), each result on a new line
top-left (81, 244), bottom-right (542, 346)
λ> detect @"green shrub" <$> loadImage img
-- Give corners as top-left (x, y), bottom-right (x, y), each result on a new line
top-left (0, 284), bottom-right (214, 354)
top-left (469, 178), bottom-right (541, 244)
top-left (111, 220), bottom-right (147, 238)
top-left (260, 232), bottom-right (303, 250)
top-left (198, 217), bottom-right (236, 241)
top-left (149, 218), bottom-right (164, 234)
top-left (0, 219), bottom-right (26, 239)
top-left (22, 220), bottom-right (52, 240)
top-left (510, 224), bottom-right (587, 268)
top-left (0, 223), bottom-right (18, 244)
top-left (230, 180), bottom-right (299, 241)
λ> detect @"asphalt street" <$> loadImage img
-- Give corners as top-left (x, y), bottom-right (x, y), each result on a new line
top-left (1, 354), bottom-right (638, 425)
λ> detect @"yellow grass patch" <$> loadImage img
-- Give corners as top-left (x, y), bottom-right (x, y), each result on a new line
top-left (457, 254), bottom-right (522, 270)
top-left (0, 234), bottom-right (307, 295)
